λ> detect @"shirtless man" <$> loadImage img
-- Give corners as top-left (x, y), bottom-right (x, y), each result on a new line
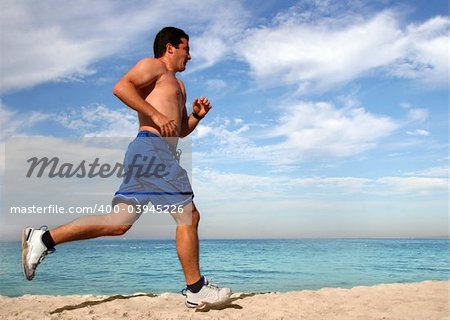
top-left (21, 27), bottom-right (232, 308)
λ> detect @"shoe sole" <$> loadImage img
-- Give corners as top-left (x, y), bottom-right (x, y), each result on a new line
top-left (21, 228), bottom-right (33, 281)
top-left (186, 297), bottom-right (232, 309)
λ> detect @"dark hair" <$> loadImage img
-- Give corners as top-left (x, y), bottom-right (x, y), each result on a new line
top-left (153, 27), bottom-right (189, 58)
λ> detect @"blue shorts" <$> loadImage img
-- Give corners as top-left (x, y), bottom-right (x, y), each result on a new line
top-left (112, 131), bottom-right (194, 210)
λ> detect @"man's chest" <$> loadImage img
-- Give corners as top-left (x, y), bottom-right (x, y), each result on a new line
top-left (155, 74), bottom-right (184, 100)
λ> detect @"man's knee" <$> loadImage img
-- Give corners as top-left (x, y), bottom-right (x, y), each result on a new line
top-left (108, 203), bottom-right (138, 225)
top-left (192, 207), bottom-right (200, 227)
top-left (185, 202), bottom-right (200, 227)
top-left (108, 224), bottom-right (132, 236)
top-left (171, 202), bottom-right (200, 226)
top-left (104, 205), bottom-right (137, 236)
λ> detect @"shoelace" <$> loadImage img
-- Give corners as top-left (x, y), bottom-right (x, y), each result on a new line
top-left (205, 279), bottom-right (220, 290)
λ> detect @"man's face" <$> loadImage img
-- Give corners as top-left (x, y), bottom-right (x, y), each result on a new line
top-left (173, 38), bottom-right (191, 72)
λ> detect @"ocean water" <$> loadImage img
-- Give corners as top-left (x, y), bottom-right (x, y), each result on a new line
top-left (0, 239), bottom-right (448, 297)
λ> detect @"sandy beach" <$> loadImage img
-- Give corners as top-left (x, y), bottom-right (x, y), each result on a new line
top-left (0, 280), bottom-right (448, 320)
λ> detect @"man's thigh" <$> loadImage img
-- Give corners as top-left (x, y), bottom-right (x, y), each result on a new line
top-left (108, 202), bottom-right (139, 225)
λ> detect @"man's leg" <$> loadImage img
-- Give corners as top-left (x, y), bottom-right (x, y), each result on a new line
top-left (49, 203), bottom-right (138, 245)
top-left (173, 201), bottom-right (232, 308)
top-left (173, 202), bottom-right (201, 285)
top-left (22, 203), bottom-right (137, 280)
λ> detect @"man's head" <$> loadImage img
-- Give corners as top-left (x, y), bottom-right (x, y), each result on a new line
top-left (153, 27), bottom-right (189, 58)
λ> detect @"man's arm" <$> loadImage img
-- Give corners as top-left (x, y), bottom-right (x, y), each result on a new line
top-left (112, 58), bottom-right (178, 137)
top-left (180, 97), bottom-right (212, 137)
top-left (180, 107), bottom-right (199, 138)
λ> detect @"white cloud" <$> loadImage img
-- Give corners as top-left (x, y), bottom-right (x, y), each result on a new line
top-left (186, 2), bottom-right (249, 72)
top-left (57, 104), bottom-right (138, 137)
top-left (3, 2), bottom-right (446, 95)
top-left (407, 108), bottom-right (428, 122)
top-left (0, 103), bottom-right (51, 140)
top-left (193, 100), bottom-right (400, 165)
top-left (1, 0), bottom-right (134, 93)
top-left (192, 167), bottom-right (448, 203)
top-left (235, 9), bottom-right (449, 92)
top-left (194, 125), bottom-right (213, 139)
top-left (0, 103), bottom-right (111, 177)
top-left (400, 102), bottom-right (412, 109)
top-left (193, 167), bottom-right (373, 202)
top-left (388, 16), bottom-right (449, 86)
top-left (270, 101), bottom-right (399, 158)
top-left (0, 0), bottom-right (247, 93)
top-left (193, 116), bottom-right (253, 148)
top-left (406, 129), bottom-right (430, 137)
top-left (189, 36), bottom-right (229, 71)
top-left (205, 79), bottom-right (228, 91)
top-left (0, 103), bottom-right (53, 176)
top-left (377, 176), bottom-right (448, 195)
top-left (405, 166), bottom-right (449, 177)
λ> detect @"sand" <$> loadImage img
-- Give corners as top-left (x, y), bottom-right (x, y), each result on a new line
top-left (0, 280), bottom-right (448, 320)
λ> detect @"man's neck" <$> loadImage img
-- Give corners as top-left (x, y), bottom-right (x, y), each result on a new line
top-left (158, 56), bottom-right (177, 73)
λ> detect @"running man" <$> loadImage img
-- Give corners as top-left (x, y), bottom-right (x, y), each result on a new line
top-left (21, 27), bottom-right (232, 308)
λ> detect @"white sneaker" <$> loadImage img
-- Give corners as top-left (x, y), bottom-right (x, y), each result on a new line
top-left (182, 277), bottom-right (232, 308)
top-left (22, 226), bottom-right (55, 280)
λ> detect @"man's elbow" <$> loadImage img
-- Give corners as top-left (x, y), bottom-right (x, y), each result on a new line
top-left (112, 82), bottom-right (125, 98)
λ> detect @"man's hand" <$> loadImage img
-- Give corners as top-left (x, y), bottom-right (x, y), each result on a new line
top-left (153, 112), bottom-right (179, 137)
top-left (192, 97), bottom-right (212, 118)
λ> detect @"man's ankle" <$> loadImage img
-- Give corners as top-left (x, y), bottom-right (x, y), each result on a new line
top-left (186, 276), bottom-right (204, 293)
top-left (41, 231), bottom-right (56, 249)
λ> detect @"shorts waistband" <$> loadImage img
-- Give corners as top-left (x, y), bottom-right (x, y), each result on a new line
top-left (137, 131), bottom-right (160, 138)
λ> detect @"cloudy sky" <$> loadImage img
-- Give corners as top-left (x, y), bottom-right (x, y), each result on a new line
top-left (1, 0), bottom-right (448, 239)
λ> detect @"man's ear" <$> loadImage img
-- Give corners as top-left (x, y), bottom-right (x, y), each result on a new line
top-left (166, 43), bottom-right (174, 54)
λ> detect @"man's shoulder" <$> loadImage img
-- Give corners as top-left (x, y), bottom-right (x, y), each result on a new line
top-left (134, 57), bottom-right (166, 74)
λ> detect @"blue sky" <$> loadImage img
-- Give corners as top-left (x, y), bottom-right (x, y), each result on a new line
top-left (1, 0), bottom-right (448, 239)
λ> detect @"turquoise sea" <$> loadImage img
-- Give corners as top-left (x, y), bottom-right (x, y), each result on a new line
top-left (0, 239), bottom-right (448, 297)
